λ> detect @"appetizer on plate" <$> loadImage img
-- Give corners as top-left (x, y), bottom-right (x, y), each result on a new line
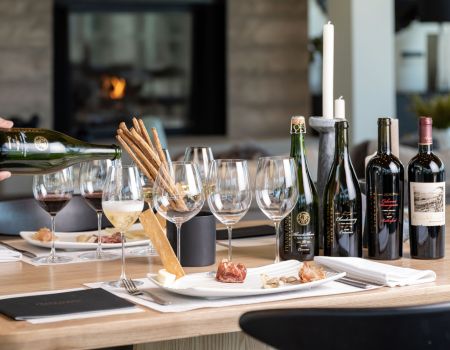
top-left (216, 259), bottom-right (247, 283)
top-left (32, 228), bottom-right (55, 242)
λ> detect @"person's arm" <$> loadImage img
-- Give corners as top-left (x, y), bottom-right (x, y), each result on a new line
top-left (0, 117), bottom-right (14, 181)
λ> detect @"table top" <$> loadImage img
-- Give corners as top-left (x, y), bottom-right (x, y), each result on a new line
top-left (1, 218), bottom-right (450, 350)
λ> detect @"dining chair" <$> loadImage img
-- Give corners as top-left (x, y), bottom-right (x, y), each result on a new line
top-left (0, 195), bottom-right (110, 235)
top-left (240, 303), bottom-right (450, 350)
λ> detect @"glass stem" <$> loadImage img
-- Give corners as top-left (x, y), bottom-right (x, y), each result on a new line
top-left (176, 223), bottom-right (182, 264)
top-left (227, 225), bottom-right (233, 261)
top-left (49, 215), bottom-right (57, 262)
top-left (119, 231), bottom-right (127, 281)
top-left (96, 212), bottom-right (103, 258)
top-left (274, 220), bottom-right (281, 263)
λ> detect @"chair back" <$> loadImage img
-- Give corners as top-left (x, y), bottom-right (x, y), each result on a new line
top-left (240, 304), bottom-right (450, 350)
top-left (0, 195), bottom-right (110, 235)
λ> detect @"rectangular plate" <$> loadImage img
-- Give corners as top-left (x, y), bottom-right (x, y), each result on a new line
top-left (149, 260), bottom-right (345, 299)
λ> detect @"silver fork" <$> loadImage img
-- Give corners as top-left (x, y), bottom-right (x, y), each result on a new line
top-left (122, 279), bottom-right (171, 305)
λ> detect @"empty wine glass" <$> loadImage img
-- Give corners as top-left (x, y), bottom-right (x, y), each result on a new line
top-left (79, 159), bottom-right (117, 261)
top-left (207, 159), bottom-right (252, 261)
top-left (255, 156), bottom-right (299, 263)
top-left (102, 165), bottom-right (144, 288)
top-left (32, 167), bottom-right (74, 264)
top-left (153, 161), bottom-right (204, 263)
top-left (184, 147), bottom-right (214, 184)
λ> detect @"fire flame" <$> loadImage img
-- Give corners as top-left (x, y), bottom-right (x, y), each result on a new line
top-left (102, 75), bottom-right (126, 100)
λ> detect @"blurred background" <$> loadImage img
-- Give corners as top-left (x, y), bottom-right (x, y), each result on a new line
top-left (2, 0), bottom-right (450, 197)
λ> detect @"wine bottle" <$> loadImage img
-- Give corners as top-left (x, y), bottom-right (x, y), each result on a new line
top-left (0, 128), bottom-right (121, 174)
top-left (366, 118), bottom-right (404, 260)
top-left (280, 116), bottom-right (319, 261)
top-left (408, 117), bottom-right (445, 259)
top-left (324, 120), bottom-right (362, 257)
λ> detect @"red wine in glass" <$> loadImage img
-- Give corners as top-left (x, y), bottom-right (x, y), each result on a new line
top-left (36, 194), bottom-right (72, 216)
top-left (83, 191), bottom-right (103, 212)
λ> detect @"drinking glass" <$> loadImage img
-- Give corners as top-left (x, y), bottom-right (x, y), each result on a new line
top-left (79, 159), bottom-right (117, 260)
top-left (153, 161), bottom-right (204, 262)
top-left (207, 160), bottom-right (252, 261)
top-left (131, 149), bottom-right (172, 256)
top-left (32, 168), bottom-right (74, 264)
top-left (102, 165), bottom-right (144, 288)
top-left (255, 157), bottom-right (299, 263)
top-left (184, 147), bottom-right (214, 184)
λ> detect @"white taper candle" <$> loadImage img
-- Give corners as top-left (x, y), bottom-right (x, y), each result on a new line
top-left (322, 21), bottom-right (334, 119)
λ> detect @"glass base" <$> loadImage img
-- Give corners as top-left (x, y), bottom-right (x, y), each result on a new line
top-left (129, 245), bottom-right (157, 257)
top-left (32, 255), bottom-right (72, 264)
top-left (106, 279), bottom-right (144, 288)
top-left (78, 251), bottom-right (119, 261)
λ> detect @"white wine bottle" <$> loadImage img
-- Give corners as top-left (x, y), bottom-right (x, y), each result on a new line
top-left (0, 128), bottom-right (121, 174)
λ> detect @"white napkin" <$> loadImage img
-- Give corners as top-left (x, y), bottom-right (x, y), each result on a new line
top-left (85, 277), bottom-right (377, 313)
top-left (0, 245), bottom-right (22, 262)
top-left (315, 256), bottom-right (436, 287)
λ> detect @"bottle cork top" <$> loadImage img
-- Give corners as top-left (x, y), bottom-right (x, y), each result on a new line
top-left (290, 116), bottom-right (306, 134)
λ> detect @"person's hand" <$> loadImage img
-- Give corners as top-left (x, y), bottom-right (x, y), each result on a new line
top-left (0, 117), bottom-right (14, 181)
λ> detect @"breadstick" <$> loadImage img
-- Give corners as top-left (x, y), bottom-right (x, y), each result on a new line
top-left (132, 117), bottom-right (142, 137)
top-left (116, 135), bottom-right (152, 180)
top-left (151, 127), bottom-right (168, 170)
top-left (138, 119), bottom-right (155, 151)
top-left (130, 128), bottom-right (161, 168)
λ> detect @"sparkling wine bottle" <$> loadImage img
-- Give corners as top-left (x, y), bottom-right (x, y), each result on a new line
top-left (0, 128), bottom-right (121, 174)
top-left (366, 118), bottom-right (404, 260)
top-left (280, 116), bottom-right (319, 261)
top-left (324, 120), bottom-right (362, 257)
top-left (408, 117), bottom-right (445, 259)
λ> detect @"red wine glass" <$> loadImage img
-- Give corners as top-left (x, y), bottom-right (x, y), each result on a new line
top-left (32, 167), bottom-right (74, 264)
top-left (79, 159), bottom-right (118, 260)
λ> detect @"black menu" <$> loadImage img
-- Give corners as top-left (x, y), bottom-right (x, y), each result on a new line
top-left (0, 288), bottom-right (135, 320)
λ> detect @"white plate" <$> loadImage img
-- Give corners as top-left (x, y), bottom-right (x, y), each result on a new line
top-left (20, 224), bottom-right (149, 251)
top-left (149, 260), bottom-right (346, 298)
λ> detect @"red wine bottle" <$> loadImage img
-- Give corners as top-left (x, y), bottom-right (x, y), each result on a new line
top-left (324, 120), bottom-right (362, 257)
top-left (0, 128), bottom-right (121, 174)
top-left (408, 117), bottom-right (445, 259)
top-left (366, 118), bottom-right (404, 260)
top-left (280, 116), bottom-right (319, 261)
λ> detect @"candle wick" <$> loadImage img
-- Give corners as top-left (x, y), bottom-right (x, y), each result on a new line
top-left (339, 96), bottom-right (343, 100)
top-left (327, 21), bottom-right (332, 25)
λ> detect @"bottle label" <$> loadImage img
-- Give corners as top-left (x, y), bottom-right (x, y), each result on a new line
top-left (378, 193), bottom-right (400, 224)
top-left (296, 212), bottom-right (310, 225)
top-left (410, 182), bottom-right (445, 226)
top-left (292, 231), bottom-right (314, 254)
top-left (334, 211), bottom-right (357, 235)
top-left (34, 136), bottom-right (49, 151)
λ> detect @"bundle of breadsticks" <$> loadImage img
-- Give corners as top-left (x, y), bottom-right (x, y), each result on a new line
top-left (116, 118), bottom-right (185, 278)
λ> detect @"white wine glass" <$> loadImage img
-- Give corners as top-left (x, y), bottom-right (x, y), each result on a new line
top-left (153, 161), bottom-right (204, 263)
top-left (255, 156), bottom-right (299, 263)
top-left (79, 159), bottom-right (117, 261)
top-left (207, 159), bottom-right (252, 261)
top-left (102, 164), bottom-right (144, 288)
top-left (32, 167), bottom-right (74, 264)
top-left (184, 147), bottom-right (214, 185)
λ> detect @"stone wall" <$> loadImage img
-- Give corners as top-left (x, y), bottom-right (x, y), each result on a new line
top-left (227, 0), bottom-right (310, 138)
top-left (0, 0), bottom-right (52, 129)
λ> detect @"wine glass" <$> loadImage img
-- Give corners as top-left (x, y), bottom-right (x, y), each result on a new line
top-left (153, 161), bottom-right (204, 263)
top-left (255, 157), bottom-right (299, 263)
top-left (102, 165), bottom-right (144, 288)
top-left (207, 159), bottom-right (252, 261)
top-left (32, 167), bottom-right (74, 264)
top-left (184, 147), bottom-right (214, 184)
top-left (79, 159), bottom-right (117, 260)
top-left (130, 149), bottom-right (172, 256)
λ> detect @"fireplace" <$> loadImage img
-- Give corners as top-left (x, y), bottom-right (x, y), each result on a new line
top-left (54, 0), bottom-right (226, 140)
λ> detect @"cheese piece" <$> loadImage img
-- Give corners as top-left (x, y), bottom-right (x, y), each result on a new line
top-left (157, 269), bottom-right (176, 286)
top-left (139, 209), bottom-right (185, 279)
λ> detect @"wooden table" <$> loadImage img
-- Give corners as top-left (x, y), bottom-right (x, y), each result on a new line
top-left (1, 218), bottom-right (450, 350)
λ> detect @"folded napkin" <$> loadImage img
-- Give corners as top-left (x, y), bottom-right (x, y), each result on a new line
top-left (0, 245), bottom-right (21, 262)
top-left (315, 256), bottom-right (436, 287)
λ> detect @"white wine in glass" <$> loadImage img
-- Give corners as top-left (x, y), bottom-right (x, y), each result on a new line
top-left (102, 165), bottom-right (144, 288)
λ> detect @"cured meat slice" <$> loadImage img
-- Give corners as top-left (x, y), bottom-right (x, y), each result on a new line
top-left (216, 259), bottom-right (247, 283)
